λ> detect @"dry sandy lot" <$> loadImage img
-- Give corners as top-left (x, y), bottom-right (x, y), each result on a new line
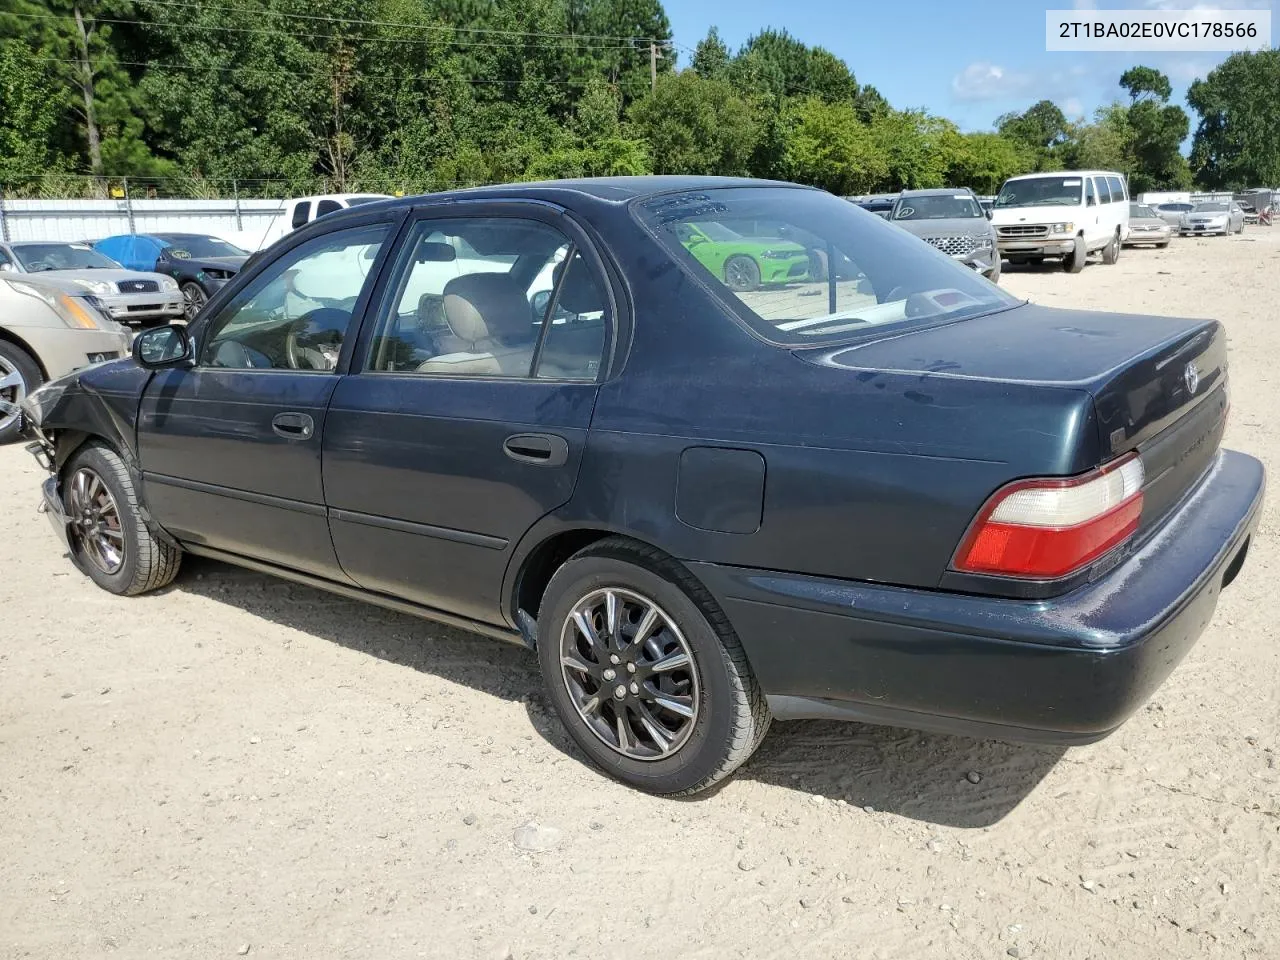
top-left (2, 230), bottom-right (1277, 960)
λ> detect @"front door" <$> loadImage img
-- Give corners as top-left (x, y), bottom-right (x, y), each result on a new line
top-left (137, 218), bottom-right (397, 578)
top-left (323, 207), bottom-right (612, 625)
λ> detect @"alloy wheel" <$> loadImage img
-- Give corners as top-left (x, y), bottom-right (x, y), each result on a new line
top-left (0, 356), bottom-right (26, 433)
top-left (182, 283), bottom-right (207, 320)
top-left (68, 467), bottom-right (125, 575)
top-left (559, 587), bottom-right (701, 761)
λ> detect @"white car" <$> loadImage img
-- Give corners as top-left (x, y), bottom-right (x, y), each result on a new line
top-left (991, 170), bottom-right (1131, 273)
top-left (245, 193), bottom-right (394, 251)
top-left (1178, 201), bottom-right (1246, 236)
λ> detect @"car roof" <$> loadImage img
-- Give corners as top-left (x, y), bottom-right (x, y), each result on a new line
top-left (342, 176), bottom-right (812, 216)
top-left (1004, 170), bottom-right (1125, 182)
top-left (10, 239), bottom-right (91, 246)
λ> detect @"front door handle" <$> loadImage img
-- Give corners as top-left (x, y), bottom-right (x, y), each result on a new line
top-left (503, 433), bottom-right (568, 467)
top-left (272, 412), bottom-right (314, 440)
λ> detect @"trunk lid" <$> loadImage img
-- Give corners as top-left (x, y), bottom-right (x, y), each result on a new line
top-left (809, 303), bottom-right (1227, 533)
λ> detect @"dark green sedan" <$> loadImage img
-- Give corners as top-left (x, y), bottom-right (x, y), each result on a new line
top-left (673, 221), bottom-right (809, 291)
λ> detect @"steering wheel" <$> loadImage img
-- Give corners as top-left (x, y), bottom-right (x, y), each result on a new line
top-left (284, 313), bottom-right (339, 370)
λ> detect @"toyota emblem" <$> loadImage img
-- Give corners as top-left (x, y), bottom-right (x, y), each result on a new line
top-left (1184, 361), bottom-right (1200, 395)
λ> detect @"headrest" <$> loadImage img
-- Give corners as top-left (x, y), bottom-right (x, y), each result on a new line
top-left (442, 272), bottom-right (531, 344)
top-left (552, 255), bottom-right (605, 315)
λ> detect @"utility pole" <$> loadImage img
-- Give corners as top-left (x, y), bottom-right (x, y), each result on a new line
top-left (650, 41), bottom-right (662, 91)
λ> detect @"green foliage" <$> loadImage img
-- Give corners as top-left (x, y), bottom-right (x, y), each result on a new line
top-left (1188, 49), bottom-right (1280, 190)
top-left (0, 4), bottom-right (1268, 199)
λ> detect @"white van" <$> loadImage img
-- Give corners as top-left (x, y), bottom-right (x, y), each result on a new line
top-left (990, 171), bottom-right (1131, 273)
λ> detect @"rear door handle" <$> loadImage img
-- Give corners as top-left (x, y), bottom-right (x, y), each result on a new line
top-left (503, 433), bottom-right (568, 467)
top-left (272, 412), bottom-right (314, 440)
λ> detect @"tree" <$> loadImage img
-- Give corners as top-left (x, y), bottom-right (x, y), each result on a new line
top-left (0, 40), bottom-right (68, 186)
top-left (944, 132), bottom-right (1030, 195)
top-left (1188, 49), bottom-right (1280, 190)
top-left (690, 27), bottom-right (729, 79)
top-left (1063, 104), bottom-right (1132, 172)
top-left (996, 99), bottom-right (1069, 170)
top-left (1119, 65), bottom-right (1172, 104)
top-left (782, 97), bottom-right (885, 194)
top-left (626, 71), bottom-right (758, 175)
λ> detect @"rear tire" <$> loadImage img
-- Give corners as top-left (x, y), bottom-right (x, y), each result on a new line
top-left (536, 537), bottom-right (770, 795)
top-left (0, 340), bottom-right (42, 445)
top-left (63, 443), bottom-right (182, 596)
top-left (180, 281), bottom-right (208, 321)
top-left (1063, 236), bottom-right (1086, 273)
top-left (1101, 231), bottom-right (1120, 265)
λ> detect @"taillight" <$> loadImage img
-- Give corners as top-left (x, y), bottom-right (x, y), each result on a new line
top-left (954, 454), bottom-right (1145, 579)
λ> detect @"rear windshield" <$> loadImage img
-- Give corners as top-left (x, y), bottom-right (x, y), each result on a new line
top-left (1193, 202), bottom-right (1228, 212)
top-left (633, 186), bottom-right (1018, 346)
top-left (994, 176), bottom-right (1083, 208)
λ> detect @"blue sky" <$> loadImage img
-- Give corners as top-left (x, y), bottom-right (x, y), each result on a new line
top-left (666, 0), bottom-right (1276, 132)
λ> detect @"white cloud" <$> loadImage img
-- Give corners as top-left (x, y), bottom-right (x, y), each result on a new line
top-left (950, 60), bottom-right (1108, 105)
top-left (951, 62), bottom-right (1036, 101)
top-left (1062, 97), bottom-right (1086, 118)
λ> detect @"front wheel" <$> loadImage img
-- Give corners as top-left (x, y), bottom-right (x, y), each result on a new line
top-left (1063, 236), bottom-right (1086, 273)
top-left (537, 538), bottom-right (770, 795)
top-left (180, 281), bottom-right (208, 321)
top-left (0, 340), bottom-right (42, 444)
top-left (723, 255), bottom-right (761, 292)
top-left (63, 443), bottom-right (182, 595)
top-left (985, 257), bottom-right (1001, 284)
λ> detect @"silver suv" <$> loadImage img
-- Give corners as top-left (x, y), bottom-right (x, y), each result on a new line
top-left (0, 241), bottom-right (184, 327)
top-left (889, 188), bottom-right (1001, 282)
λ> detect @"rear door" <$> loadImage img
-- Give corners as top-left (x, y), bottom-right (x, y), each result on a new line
top-left (137, 214), bottom-right (400, 579)
top-left (323, 203), bottom-right (613, 625)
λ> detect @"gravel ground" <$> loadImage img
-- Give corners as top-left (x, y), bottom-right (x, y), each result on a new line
top-left (1, 230), bottom-right (1277, 960)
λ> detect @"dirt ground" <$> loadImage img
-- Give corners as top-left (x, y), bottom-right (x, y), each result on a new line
top-left (2, 230), bottom-right (1277, 960)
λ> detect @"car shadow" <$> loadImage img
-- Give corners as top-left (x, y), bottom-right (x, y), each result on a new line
top-left (169, 556), bottom-right (1064, 828)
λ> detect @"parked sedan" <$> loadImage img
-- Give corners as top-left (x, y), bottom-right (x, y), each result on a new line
top-left (672, 221), bottom-right (809, 291)
top-left (0, 275), bottom-right (131, 443)
top-left (21, 177), bottom-right (1263, 796)
top-left (0, 241), bottom-right (183, 327)
top-left (1123, 203), bottom-right (1172, 247)
top-left (94, 233), bottom-right (249, 320)
top-left (1153, 201), bottom-right (1194, 226)
top-left (1179, 201), bottom-right (1246, 236)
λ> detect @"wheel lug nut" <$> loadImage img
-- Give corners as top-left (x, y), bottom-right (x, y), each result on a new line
top-left (629, 682), bottom-right (639, 695)
top-left (613, 685), bottom-right (626, 700)
top-left (609, 654), bottom-right (621, 665)
top-left (626, 662), bottom-right (636, 675)
top-left (602, 668), bottom-right (616, 681)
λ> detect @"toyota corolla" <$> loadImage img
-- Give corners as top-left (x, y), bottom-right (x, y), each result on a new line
top-left (21, 177), bottom-right (1264, 796)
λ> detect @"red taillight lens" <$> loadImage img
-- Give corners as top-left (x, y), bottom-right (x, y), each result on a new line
top-left (954, 454), bottom-right (1145, 579)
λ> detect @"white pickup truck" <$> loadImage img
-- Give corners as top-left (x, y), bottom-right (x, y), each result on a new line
top-left (235, 193), bottom-right (393, 252)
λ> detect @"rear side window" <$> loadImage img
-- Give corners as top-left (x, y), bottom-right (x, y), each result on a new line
top-left (366, 217), bottom-right (606, 380)
top-left (316, 199), bottom-right (343, 218)
top-left (1107, 176), bottom-right (1126, 202)
top-left (1095, 178), bottom-right (1111, 204)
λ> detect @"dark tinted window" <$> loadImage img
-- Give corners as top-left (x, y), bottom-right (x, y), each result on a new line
top-left (316, 199), bottom-right (343, 217)
top-left (155, 235), bottom-right (246, 258)
top-left (290, 201), bottom-right (311, 229)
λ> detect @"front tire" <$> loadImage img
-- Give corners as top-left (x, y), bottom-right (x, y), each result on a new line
top-left (536, 538), bottom-right (770, 795)
top-left (63, 443), bottom-right (182, 595)
top-left (0, 340), bottom-right (42, 444)
top-left (180, 281), bottom-right (208, 321)
top-left (985, 257), bottom-right (1001, 284)
top-left (723, 255), bottom-right (761, 292)
top-left (1063, 236), bottom-right (1086, 273)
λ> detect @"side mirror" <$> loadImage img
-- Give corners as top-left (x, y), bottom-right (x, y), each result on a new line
top-left (133, 323), bottom-right (193, 368)
top-left (985, 208), bottom-right (993, 220)
top-left (0, 262), bottom-right (14, 273)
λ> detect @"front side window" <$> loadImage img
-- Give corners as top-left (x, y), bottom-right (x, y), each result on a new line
top-left (12, 243), bottom-right (120, 272)
top-left (367, 217), bottom-right (606, 380)
top-left (1096, 177), bottom-right (1113, 204)
top-left (201, 224), bottom-right (389, 371)
top-left (1086, 178), bottom-right (1097, 206)
top-left (635, 187), bottom-right (1017, 346)
top-left (892, 195), bottom-right (983, 220)
top-left (1106, 176), bottom-right (1126, 202)
top-left (994, 177), bottom-right (1083, 208)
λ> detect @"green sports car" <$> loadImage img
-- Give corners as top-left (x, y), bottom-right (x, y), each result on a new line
top-left (673, 222), bottom-right (810, 291)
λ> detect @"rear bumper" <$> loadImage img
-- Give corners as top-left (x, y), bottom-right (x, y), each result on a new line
top-left (691, 449), bottom-right (1264, 744)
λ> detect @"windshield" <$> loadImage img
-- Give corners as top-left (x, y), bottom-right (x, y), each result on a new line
top-left (155, 235), bottom-right (247, 258)
top-left (893, 195), bottom-right (983, 220)
top-left (12, 243), bottom-right (120, 272)
top-left (634, 186), bottom-right (1018, 346)
top-left (1193, 202), bottom-right (1228, 213)
top-left (994, 176), bottom-right (1083, 208)
top-left (1131, 204), bottom-right (1157, 218)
